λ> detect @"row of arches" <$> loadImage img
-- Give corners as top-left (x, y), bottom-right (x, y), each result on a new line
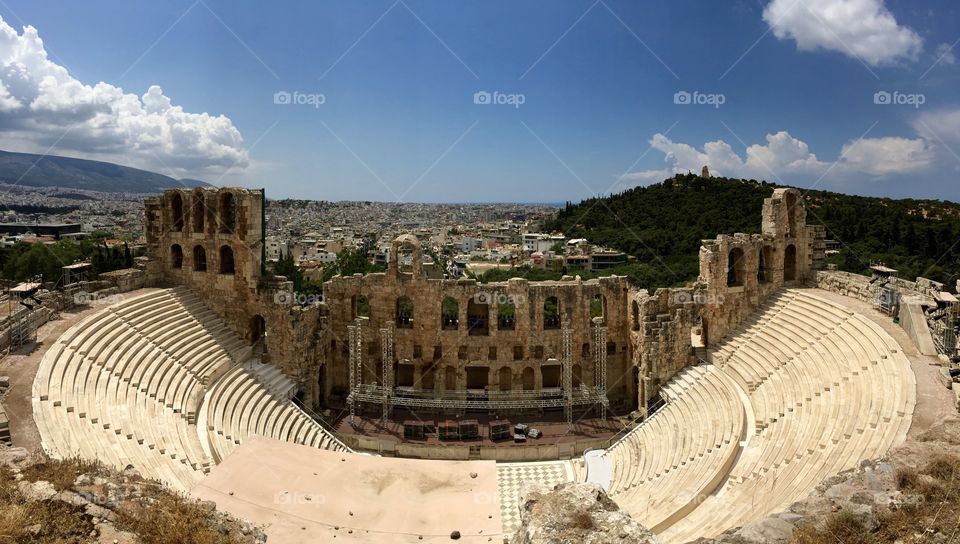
top-left (170, 244), bottom-right (235, 274)
top-left (389, 364), bottom-right (584, 391)
top-left (726, 243), bottom-right (797, 287)
top-left (351, 293), bottom-right (610, 332)
top-left (169, 191), bottom-right (237, 234)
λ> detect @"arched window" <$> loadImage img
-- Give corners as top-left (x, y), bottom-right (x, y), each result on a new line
top-left (498, 367), bottom-right (512, 391)
top-left (170, 244), bottom-right (183, 269)
top-left (497, 300), bottom-right (516, 330)
top-left (521, 367), bottom-right (535, 390)
top-left (249, 315), bottom-right (265, 344)
top-left (467, 298), bottom-right (488, 336)
top-left (543, 296), bottom-right (560, 330)
top-left (219, 245), bottom-right (235, 274)
top-left (193, 245), bottom-right (207, 271)
top-left (219, 192), bottom-right (236, 234)
top-left (632, 300), bottom-right (640, 331)
top-left (171, 193), bottom-right (184, 232)
top-left (590, 294), bottom-right (605, 322)
top-left (758, 246), bottom-right (773, 283)
top-left (352, 295), bottom-right (370, 318)
top-left (441, 297), bottom-right (459, 330)
top-left (396, 296), bottom-right (414, 328)
top-left (784, 244), bottom-right (797, 281)
top-left (727, 247), bottom-right (746, 287)
top-left (192, 190), bottom-right (205, 233)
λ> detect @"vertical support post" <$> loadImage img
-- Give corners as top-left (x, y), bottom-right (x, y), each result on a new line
top-left (380, 324), bottom-right (394, 422)
top-left (594, 322), bottom-right (608, 420)
top-left (348, 317), bottom-right (365, 424)
top-left (562, 324), bottom-right (573, 431)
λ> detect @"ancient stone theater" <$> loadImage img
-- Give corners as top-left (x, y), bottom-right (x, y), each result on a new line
top-left (24, 186), bottom-right (922, 543)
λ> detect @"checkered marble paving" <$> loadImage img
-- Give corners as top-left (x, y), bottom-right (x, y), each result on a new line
top-left (496, 460), bottom-right (578, 536)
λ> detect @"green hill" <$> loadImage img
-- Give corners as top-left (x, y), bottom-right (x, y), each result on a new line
top-left (539, 173), bottom-right (960, 290)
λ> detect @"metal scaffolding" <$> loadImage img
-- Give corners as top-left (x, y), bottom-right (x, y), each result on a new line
top-left (593, 320), bottom-right (608, 419)
top-left (380, 324), bottom-right (394, 422)
top-left (347, 317), bottom-right (365, 424)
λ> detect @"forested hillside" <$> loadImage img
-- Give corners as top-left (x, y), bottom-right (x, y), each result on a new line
top-left (541, 173), bottom-right (960, 289)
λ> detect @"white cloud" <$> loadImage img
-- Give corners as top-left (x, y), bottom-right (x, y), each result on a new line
top-left (839, 137), bottom-right (933, 175)
top-left (763, 0), bottom-right (922, 66)
top-left (621, 129), bottom-right (934, 187)
top-left (0, 16), bottom-right (248, 179)
top-left (934, 42), bottom-right (957, 65)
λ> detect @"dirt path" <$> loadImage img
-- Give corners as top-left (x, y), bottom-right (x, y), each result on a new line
top-left (0, 288), bottom-right (161, 454)
top-left (808, 287), bottom-right (955, 436)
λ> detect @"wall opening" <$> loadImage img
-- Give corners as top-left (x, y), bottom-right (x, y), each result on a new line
top-left (467, 299), bottom-right (489, 336)
top-left (249, 314), bottom-right (266, 345)
top-left (352, 295), bottom-right (370, 318)
top-left (758, 246), bottom-right (773, 283)
top-left (192, 190), bottom-right (205, 233)
top-left (396, 296), bottom-right (414, 328)
top-left (541, 365), bottom-right (561, 388)
top-left (219, 245), bottom-right (235, 274)
top-left (444, 367), bottom-right (457, 391)
top-left (543, 296), bottom-right (560, 329)
top-left (786, 192), bottom-right (798, 238)
top-left (632, 300), bottom-right (640, 331)
top-left (171, 194), bottom-right (184, 232)
top-left (572, 364), bottom-right (582, 387)
top-left (396, 363), bottom-right (414, 387)
top-left (727, 247), bottom-right (746, 287)
top-left (784, 244), bottom-right (797, 281)
top-left (590, 294), bottom-right (605, 322)
top-left (193, 245), bottom-right (207, 272)
top-left (466, 367), bottom-right (488, 390)
top-left (498, 367), bottom-right (511, 391)
top-left (219, 192), bottom-right (236, 234)
top-left (521, 367), bottom-right (535, 390)
top-left (441, 297), bottom-right (459, 330)
top-left (497, 301), bottom-right (516, 330)
top-left (170, 244), bottom-right (183, 269)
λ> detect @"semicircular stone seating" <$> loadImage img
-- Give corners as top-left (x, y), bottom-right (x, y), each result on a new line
top-left (602, 289), bottom-right (916, 543)
top-left (33, 287), bottom-right (349, 492)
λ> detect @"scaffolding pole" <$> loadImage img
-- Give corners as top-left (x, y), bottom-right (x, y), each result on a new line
top-left (347, 317), bottom-right (365, 424)
top-left (562, 324), bottom-right (573, 431)
top-left (380, 324), bottom-right (394, 422)
top-left (594, 323), bottom-right (608, 420)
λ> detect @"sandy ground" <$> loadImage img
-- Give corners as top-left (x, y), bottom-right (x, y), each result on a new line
top-left (0, 288), bottom-right (160, 454)
top-left (808, 287), bottom-right (955, 436)
top-left (192, 436), bottom-right (504, 543)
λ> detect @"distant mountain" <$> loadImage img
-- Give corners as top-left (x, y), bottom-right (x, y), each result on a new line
top-left (0, 149), bottom-right (212, 193)
top-left (177, 178), bottom-right (214, 188)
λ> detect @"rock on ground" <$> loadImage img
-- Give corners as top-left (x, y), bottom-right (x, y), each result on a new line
top-left (510, 482), bottom-right (659, 544)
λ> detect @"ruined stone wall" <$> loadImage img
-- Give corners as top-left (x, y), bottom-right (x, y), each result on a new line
top-left (144, 188), bottom-right (326, 403)
top-left (322, 244), bottom-right (635, 410)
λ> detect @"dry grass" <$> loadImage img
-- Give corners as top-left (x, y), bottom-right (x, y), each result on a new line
top-left (114, 489), bottom-right (242, 544)
top-left (19, 456), bottom-right (106, 491)
top-left (789, 454), bottom-right (960, 544)
top-left (0, 461), bottom-right (94, 544)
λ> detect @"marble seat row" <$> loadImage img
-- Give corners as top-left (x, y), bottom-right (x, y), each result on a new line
top-left (33, 287), bottom-right (352, 492)
top-left (652, 290), bottom-right (915, 543)
top-left (602, 364), bottom-right (746, 533)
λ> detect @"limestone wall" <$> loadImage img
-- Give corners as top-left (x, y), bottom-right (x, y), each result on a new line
top-left (322, 261), bottom-right (635, 409)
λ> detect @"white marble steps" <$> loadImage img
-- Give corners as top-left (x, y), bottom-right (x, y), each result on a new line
top-left (32, 287), bottom-right (351, 493)
top-left (600, 288), bottom-right (916, 544)
top-left (244, 359), bottom-right (297, 400)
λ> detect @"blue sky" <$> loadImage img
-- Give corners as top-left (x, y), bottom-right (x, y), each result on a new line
top-left (0, 0), bottom-right (958, 202)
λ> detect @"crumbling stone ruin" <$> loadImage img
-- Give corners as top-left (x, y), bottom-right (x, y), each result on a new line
top-left (141, 187), bottom-right (821, 421)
